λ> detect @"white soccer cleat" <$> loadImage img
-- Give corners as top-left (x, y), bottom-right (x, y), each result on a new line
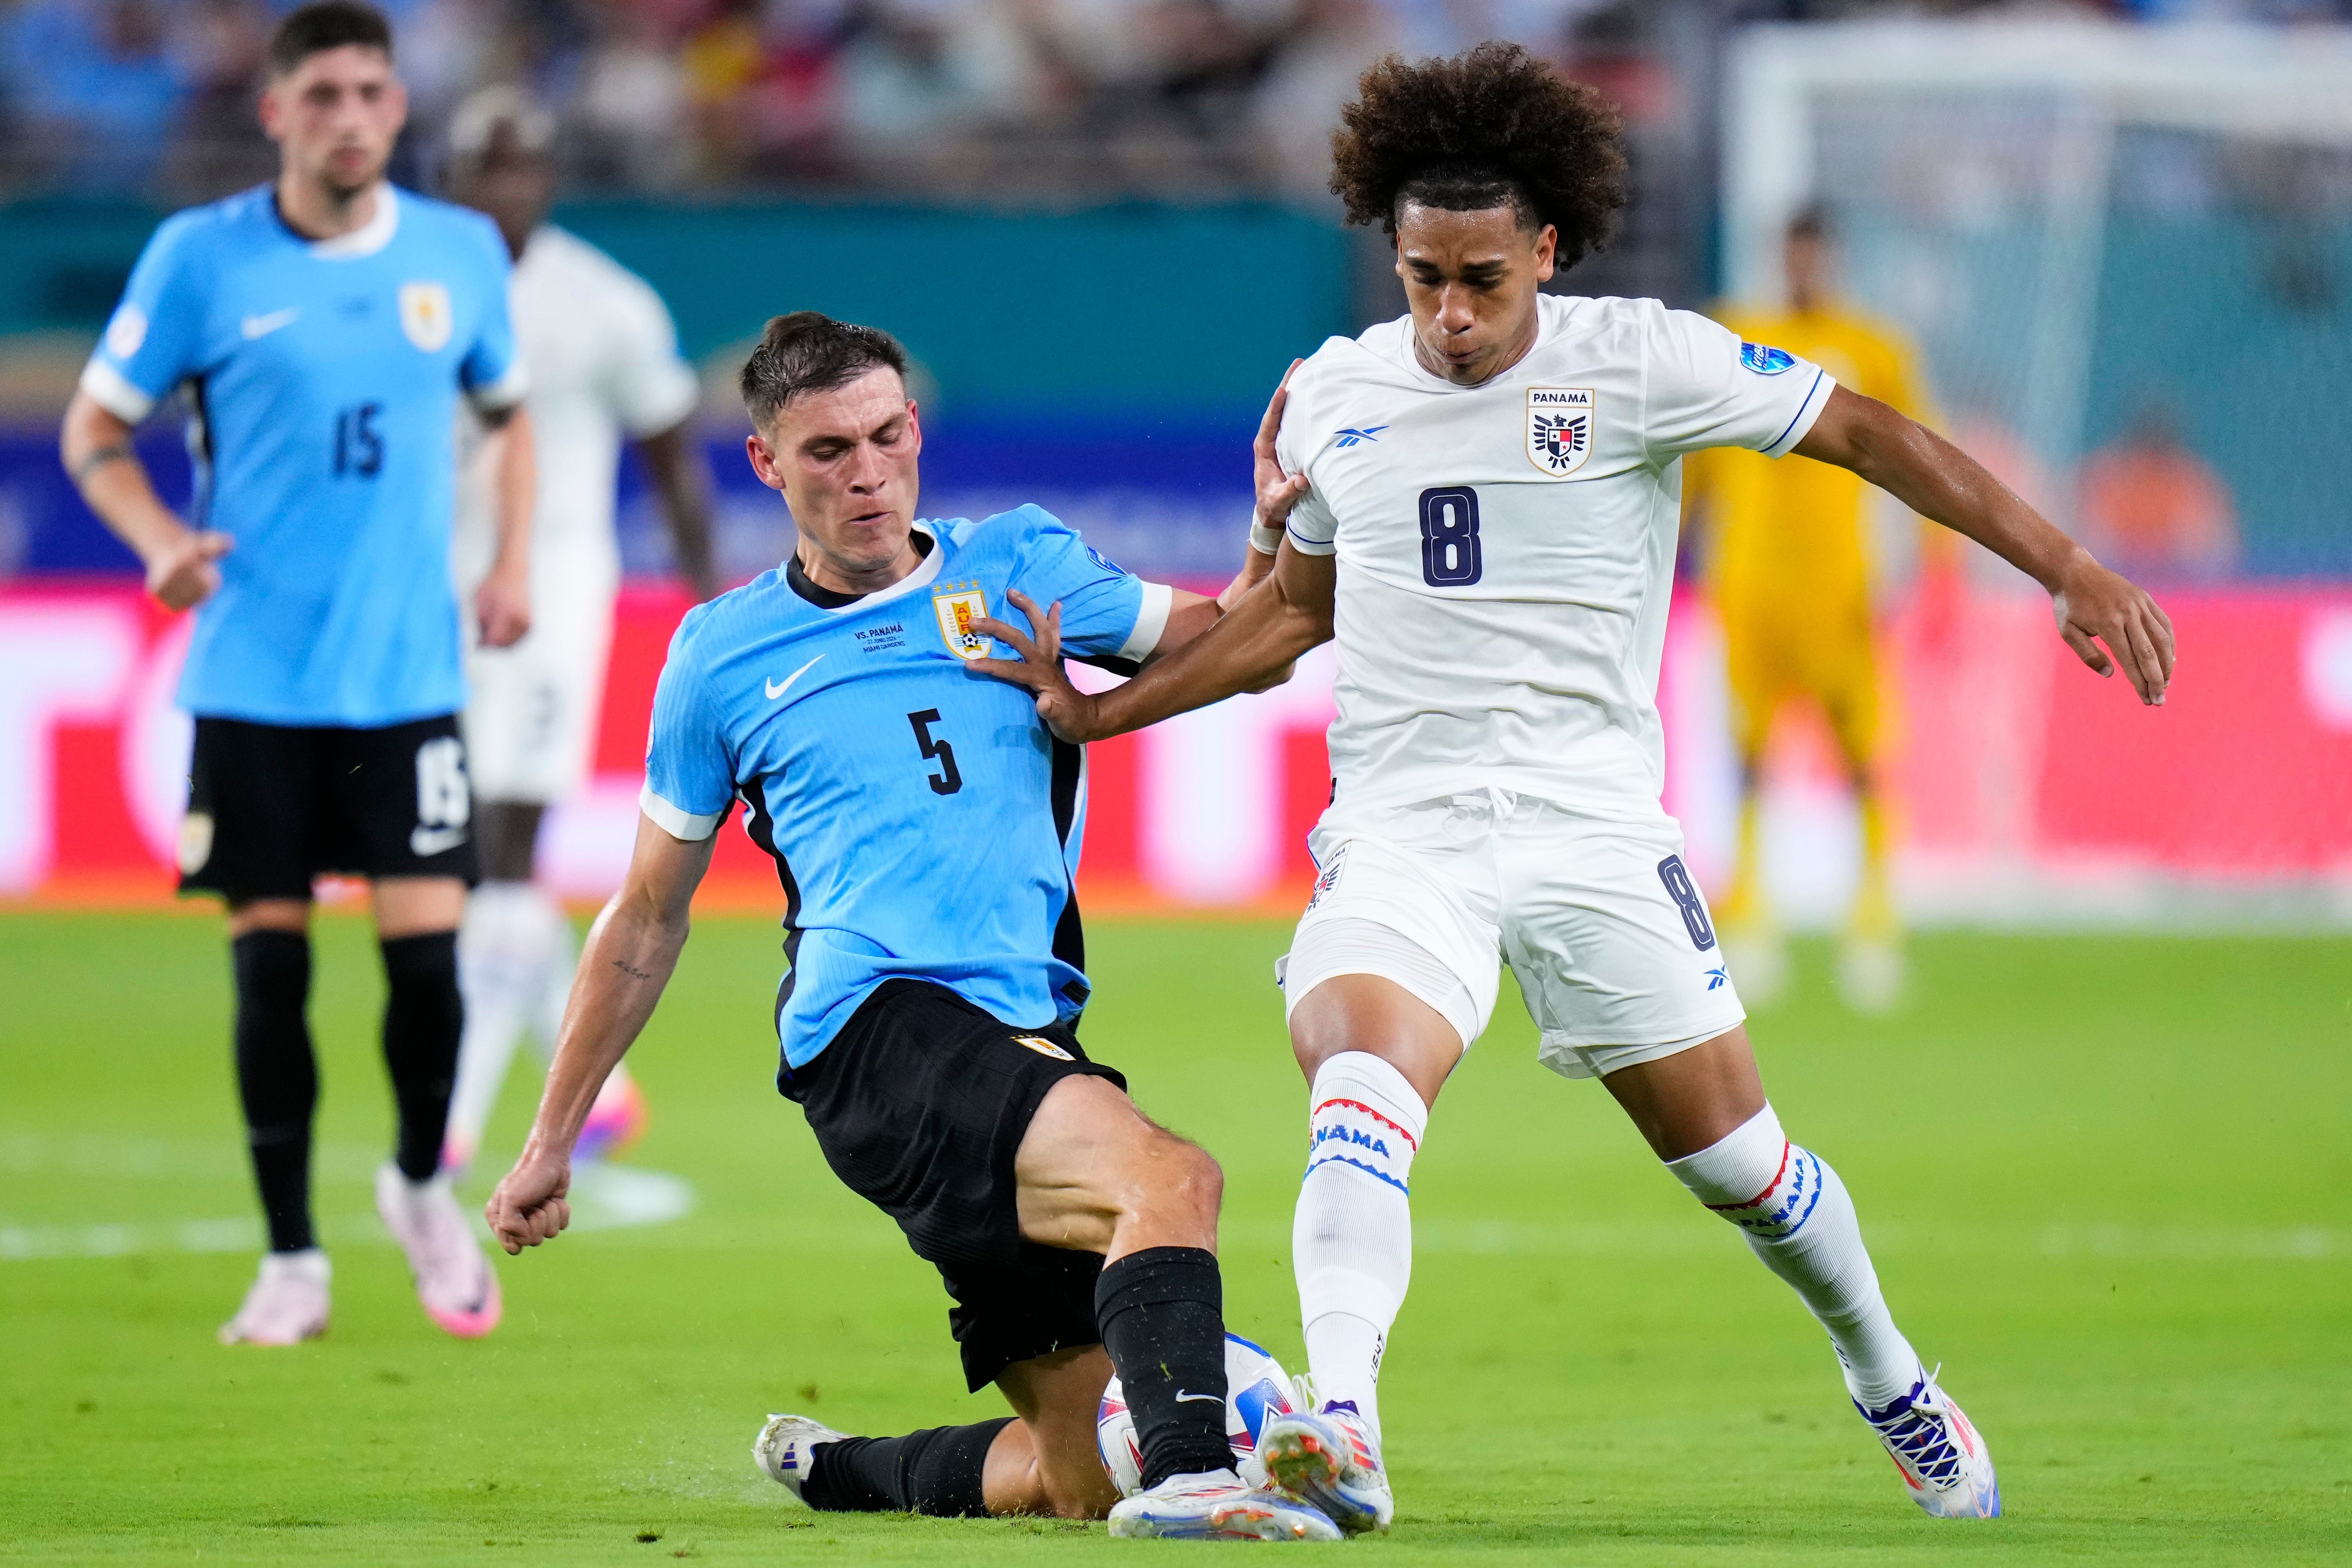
top-left (1858, 1367), bottom-right (2001, 1518)
top-left (374, 1162), bottom-right (502, 1339)
top-left (1836, 935), bottom-right (1907, 1015)
top-left (217, 1249), bottom-right (331, 1345)
top-left (1107, 1469), bottom-right (1342, 1541)
top-left (753, 1413), bottom-right (849, 1504)
top-left (1257, 1390), bottom-right (1394, 1536)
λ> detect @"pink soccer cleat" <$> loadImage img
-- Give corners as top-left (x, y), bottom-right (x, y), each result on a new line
top-left (1858, 1366), bottom-right (2001, 1518)
top-left (575, 1069), bottom-right (648, 1163)
top-left (374, 1163), bottom-right (502, 1338)
top-left (218, 1249), bottom-right (331, 1345)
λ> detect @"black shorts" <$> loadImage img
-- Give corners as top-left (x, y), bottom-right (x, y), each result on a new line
top-left (178, 714), bottom-right (480, 903)
top-left (782, 979), bottom-right (1128, 1392)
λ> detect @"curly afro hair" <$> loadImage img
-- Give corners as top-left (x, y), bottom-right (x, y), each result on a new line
top-left (1331, 42), bottom-right (1627, 268)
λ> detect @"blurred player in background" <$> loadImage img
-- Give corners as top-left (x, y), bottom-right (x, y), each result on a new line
top-left (487, 314), bottom-right (1338, 1540)
top-left (981, 43), bottom-right (2174, 1532)
top-left (57, 0), bottom-right (530, 1344)
top-left (1685, 205), bottom-right (1935, 1011)
top-left (438, 87), bottom-right (718, 1177)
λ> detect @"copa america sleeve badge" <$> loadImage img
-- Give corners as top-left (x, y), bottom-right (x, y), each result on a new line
top-left (1525, 387), bottom-right (1595, 477)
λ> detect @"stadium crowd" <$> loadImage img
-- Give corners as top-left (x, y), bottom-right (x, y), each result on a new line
top-left (3, 0), bottom-right (2343, 202)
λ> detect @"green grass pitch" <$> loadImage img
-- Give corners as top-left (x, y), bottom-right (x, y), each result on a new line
top-left (2, 908), bottom-right (2346, 1565)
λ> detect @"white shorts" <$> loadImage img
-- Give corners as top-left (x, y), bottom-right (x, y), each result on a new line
top-left (460, 559), bottom-right (616, 805)
top-left (1276, 792), bottom-right (1745, 1080)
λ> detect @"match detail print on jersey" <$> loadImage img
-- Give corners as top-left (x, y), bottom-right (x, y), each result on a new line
top-left (1524, 387), bottom-right (1595, 477)
top-left (932, 585), bottom-right (992, 660)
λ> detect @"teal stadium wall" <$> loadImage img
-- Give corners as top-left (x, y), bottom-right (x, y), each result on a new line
top-left (0, 196), bottom-right (1354, 423)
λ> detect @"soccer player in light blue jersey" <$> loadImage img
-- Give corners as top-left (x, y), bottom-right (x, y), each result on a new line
top-left (484, 313), bottom-right (1339, 1541)
top-left (59, 2), bottom-right (535, 1347)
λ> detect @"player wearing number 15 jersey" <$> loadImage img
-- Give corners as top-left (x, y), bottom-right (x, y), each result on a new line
top-left (60, 2), bottom-right (531, 1348)
top-left (979, 43), bottom-right (2174, 1532)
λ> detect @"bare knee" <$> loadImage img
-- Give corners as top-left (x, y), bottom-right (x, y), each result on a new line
top-left (1139, 1130), bottom-right (1221, 1229)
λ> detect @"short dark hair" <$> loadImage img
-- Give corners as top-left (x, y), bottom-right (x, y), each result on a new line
top-left (267, 0), bottom-right (393, 77)
top-left (1787, 201), bottom-right (1834, 243)
top-left (1331, 42), bottom-right (1627, 269)
top-left (739, 312), bottom-right (908, 428)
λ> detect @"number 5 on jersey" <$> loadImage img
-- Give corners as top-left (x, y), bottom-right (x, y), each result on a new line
top-left (908, 709), bottom-right (962, 796)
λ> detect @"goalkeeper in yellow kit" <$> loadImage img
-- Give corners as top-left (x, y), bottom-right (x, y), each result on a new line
top-left (1686, 206), bottom-right (1934, 1011)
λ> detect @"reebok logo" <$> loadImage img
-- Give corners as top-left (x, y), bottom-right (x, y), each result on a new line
top-left (766, 654), bottom-right (823, 700)
top-left (241, 307), bottom-right (300, 340)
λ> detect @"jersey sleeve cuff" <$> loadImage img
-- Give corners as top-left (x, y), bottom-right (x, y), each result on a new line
top-left (640, 783), bottom-right (723, 841)
top-left (1114, 580), bottom-right (1174, 662)
top-left (1762, 368), bottom-right (1836, 458)
top-left (622, 367), bottom-right (704, 439)
top-left (466, 362), bottom-right (531, 415)
top-left (1285, 521), bottom-right (1337, 557)
top-left (78, 358), bottom-right (156, 424)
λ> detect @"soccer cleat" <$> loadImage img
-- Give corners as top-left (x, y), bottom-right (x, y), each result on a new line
top-left (217, 1249), bottom-right (331, 1345)
top-left (1835, 934), bottom-right (1907, 1015)
top-left (752, 1413), bottom-right (849, 1503)
top-left (1858, 1367), bottom-right (2001, 1518)
top-left (1107, 1469), bottom-right (1342, 1541)
top-left (374, 1162), bottom-right (502, 1338)
top-left (1257, 1394), bottom-right (1394, 1536)
top-left (575, 1069), bottom-right (648, 1163)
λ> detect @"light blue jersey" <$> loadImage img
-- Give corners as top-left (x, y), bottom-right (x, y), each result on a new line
top-left (641, 506), bottom-right (1171, 1071)
top-left (82, 183), bottom-right (523, 726)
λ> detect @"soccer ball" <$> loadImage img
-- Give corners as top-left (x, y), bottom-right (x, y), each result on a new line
top-left (1095, 1332), bottom-right (1297, 1497)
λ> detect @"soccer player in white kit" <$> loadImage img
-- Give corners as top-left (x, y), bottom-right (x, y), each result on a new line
top-left (976, 44), bottom-right (2176, 1530)
top-left (440, 89), bottom-right (719, 1174)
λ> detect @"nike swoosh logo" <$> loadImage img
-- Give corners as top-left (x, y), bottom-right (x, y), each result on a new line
top-left (409, 824), bottom-right (468, 856)
top-left (1174, 1391), bottom-right (1223, 1405)
top-left (241, 307), bottom-right (300, 340)
top-left (766, 654), bottom-right (823, 701)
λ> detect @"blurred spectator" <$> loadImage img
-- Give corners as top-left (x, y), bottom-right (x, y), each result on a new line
top-left (2076, 403), bottom-right (2240, 581)
top-left (4, 0), bottom-right (184, 189)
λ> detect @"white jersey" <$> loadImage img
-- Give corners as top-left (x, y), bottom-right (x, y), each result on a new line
top-left (1275, 294), bottom-right (1835, 821)
top-left (452, 224), bottom-right (701, 595)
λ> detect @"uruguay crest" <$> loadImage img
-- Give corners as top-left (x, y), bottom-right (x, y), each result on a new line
top-left (398, 281), bottom-right (453, 352)
top-left (1525, 386), bottom-right (1594, 477)
top-left (932, 584), bottom-right (992, 660)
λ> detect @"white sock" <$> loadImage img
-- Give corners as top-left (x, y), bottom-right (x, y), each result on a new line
top-left (1294, 1050), bottom-right (1426, 1436)
top-left (529, 896), bottom-right (581, 1061)
top-left (446, 882), bottom-right (563, 1170)
top-left (1666, 1104), bottom-right (1922, 1409)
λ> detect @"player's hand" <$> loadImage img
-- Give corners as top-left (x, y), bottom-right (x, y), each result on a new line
top-left (486, 1145), bottom-right (573, 1254)
top-left (145, 528), bottom-right (232, 611)
top-left (1253, 359), bottom-right (1312, 533)
top-left (969, 590), bottom-right (1107, 743)
top-left (476, 561), bottom-right (532, 649)
top-left (2050, 551), bottom-right (2175, 706)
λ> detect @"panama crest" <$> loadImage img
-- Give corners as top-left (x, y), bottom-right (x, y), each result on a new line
top-left (932, 584), bottom-right (992, 660)
top-left (1525, 387), bottom-right (1595, 477)
top-left (398, 282), bottom-right (453, 352)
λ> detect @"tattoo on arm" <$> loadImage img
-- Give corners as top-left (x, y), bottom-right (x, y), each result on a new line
top-left (611, 957), bottom-right (655, 982)
top-left (70, 441), bottom-right (134, 487)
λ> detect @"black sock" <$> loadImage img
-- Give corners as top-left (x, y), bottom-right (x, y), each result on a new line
top-left (1095, 1246), bottom-right (1232, 1489)
top-left (802, 1419), bottom-right (1012, 1516)
top-left (379, 931), bottom-right (462, 1182)
top-left (231, 930), bottom-right (317, 1254)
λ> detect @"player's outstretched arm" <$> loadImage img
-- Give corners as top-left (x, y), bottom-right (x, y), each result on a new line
top-left (487, 812), bottom-right (716, 1253)
top-left (972, 540), bottom-right (1336, 743)
top-left (59, 391), bottom-right (232, 611)
top-left (1795, 385), bottom-right (2176, 706)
